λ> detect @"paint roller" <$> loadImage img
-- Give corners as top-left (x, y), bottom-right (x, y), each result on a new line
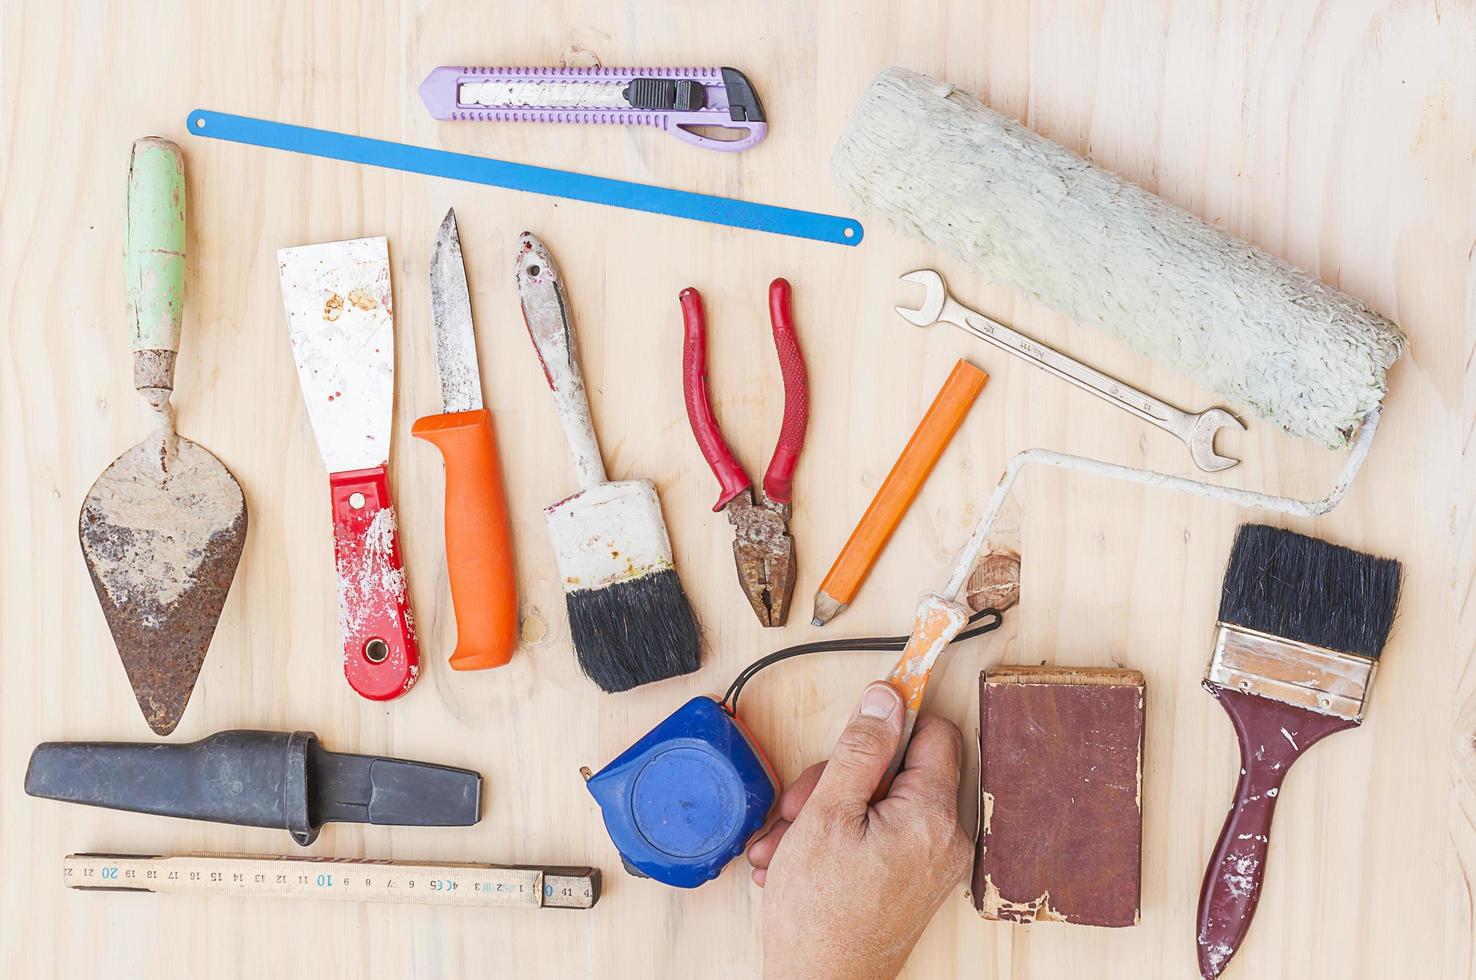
top-left (833, 67), bottom-right (1404, 522)
top-left (831, 67), bottom-right (1407, 789)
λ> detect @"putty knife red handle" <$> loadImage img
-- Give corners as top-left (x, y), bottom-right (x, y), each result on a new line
top-left (330, 466), bottom-right (420, 700)
top-left (1196, 685), bottom-right (1357, 978)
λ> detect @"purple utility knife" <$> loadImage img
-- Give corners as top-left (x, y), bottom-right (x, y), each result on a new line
top-left (419, 65), bottom-right (767, 152)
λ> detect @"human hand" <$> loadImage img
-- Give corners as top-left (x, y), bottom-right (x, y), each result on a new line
top-left (748, 681), bottom-right (973, 980)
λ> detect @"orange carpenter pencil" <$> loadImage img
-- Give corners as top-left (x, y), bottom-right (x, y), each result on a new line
top-left (810, 359), bottom-right (987, 627)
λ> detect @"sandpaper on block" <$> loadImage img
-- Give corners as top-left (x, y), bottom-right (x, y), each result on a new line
top-left (973, 666), bottom-right (1145, 927)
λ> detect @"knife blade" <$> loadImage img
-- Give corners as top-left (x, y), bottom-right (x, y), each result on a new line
top-left (429, 211), bottom-right (483, 413)
top-left (411, 209), bottom-right (519, 671)
top-left (278, 237), bottom-right (420, 701)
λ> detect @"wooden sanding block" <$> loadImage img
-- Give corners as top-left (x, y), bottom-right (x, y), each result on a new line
top-left (973, 666), bottom-right (1145, 927)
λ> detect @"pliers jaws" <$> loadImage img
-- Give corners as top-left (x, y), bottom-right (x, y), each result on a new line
top-left (726, 492), bottom-right (796, 627)
top-left (680, 280), bottom-right (809, 627)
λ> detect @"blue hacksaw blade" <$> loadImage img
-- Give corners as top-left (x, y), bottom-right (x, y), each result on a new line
top-left (186, 110), bottom-right (863, 246)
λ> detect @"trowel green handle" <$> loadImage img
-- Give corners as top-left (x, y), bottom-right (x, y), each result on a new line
top-left (124, 138), bottom-right (186, 392)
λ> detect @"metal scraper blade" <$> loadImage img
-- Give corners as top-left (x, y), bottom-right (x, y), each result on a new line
top-left (277, 237), bottom-right (395, 473)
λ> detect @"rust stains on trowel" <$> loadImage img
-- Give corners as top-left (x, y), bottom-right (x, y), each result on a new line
top-left (79, 428), bottom-right (247, 735)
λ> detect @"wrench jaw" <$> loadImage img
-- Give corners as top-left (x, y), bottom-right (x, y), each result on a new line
top-left (1189, 408), bottom-right (1247, 473)
top-left (725, 492), bottom-right (797, 627)
top-left (894, 269), bottom-right (946, 327)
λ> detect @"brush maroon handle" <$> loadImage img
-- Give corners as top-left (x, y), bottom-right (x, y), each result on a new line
top-left (330, 465), bottom-right (420, 701)
top-left (763, 278), bottom-right (808, 505)
top-left (1196, 685), bottom-right (1357, 978)
top-left (680, 286), bottom-right (751, 512)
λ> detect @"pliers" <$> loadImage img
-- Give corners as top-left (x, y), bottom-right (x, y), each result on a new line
top-left (679, 279), bottom-right (809, 627)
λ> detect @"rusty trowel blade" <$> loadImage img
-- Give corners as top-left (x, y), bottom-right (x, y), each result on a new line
top-left (79, 434), bottom-right (246, 735)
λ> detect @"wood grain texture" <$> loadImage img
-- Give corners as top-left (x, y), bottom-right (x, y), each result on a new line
top-left (0, 1), bottom-right (1471, 977)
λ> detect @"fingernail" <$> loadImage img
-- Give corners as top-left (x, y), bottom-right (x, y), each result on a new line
top-left (860, 683), bottom-right (898, 720)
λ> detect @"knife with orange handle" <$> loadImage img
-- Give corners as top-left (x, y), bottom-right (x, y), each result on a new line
top-left (412, 208), bottom-right (519, 670)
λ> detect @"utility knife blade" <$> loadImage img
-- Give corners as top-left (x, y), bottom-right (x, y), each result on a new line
top-left (419, 66), bottom-right (768, 153)
top-left (430, 209), bottom-right (483, 413)
top-left (277, 236), bottom-right (395, 472)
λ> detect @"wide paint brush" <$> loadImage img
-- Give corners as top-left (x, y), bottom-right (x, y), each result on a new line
top-left (1197, 524), bottom-right (1401, 977)
top-left (515, 233), bottom-right (701, 692)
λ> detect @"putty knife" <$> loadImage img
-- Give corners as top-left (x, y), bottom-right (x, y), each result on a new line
top-left (79, 138), bottom-right (247, 736)
top-left (278, 237), bottom-right (419, 701)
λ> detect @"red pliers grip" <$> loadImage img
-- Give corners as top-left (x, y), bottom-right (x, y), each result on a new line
top-left (679, 279), bottom-right (810, 512)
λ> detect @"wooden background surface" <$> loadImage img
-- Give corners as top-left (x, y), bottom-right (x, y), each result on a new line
top-left (2, 2), bottom-right (1473, 977)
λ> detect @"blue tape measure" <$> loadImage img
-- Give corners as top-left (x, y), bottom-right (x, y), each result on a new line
top-left (583, 611), bottom-right (1004, 889)
top-left (186, 110), bottom-right (863, 246)
top-left (585, 697), bottom-right (776, 888)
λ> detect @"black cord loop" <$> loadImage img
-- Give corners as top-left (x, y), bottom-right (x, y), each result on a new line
top-left (720, 607), bottom-right (1004, 714)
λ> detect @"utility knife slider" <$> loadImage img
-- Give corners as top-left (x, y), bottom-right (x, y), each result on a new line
top-left (419, 66), bottom-right (767, 152)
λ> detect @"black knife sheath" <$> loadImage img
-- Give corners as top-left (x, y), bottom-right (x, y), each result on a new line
top-left (24, 730), bottom-right (482, 845)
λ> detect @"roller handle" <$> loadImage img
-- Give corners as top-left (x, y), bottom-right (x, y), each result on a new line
top-left (330, 466), bottom-right (420, 701)
top-left (763, 278), bottom-right (808, 505)
top-left (124, 138), bottom-right (186, 393)
top-left (680, 287), bottom-right (751, 512)
top-left (873, 591), bottom-right (971, 800)
top-left (1195, 685), bottom-right (1358, 978)
top-left (411, 409), bottom-right (519, 670)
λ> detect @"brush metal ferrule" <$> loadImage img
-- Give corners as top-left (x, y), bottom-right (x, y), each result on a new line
top-left (1206, 624), bottom-right (1377, 722)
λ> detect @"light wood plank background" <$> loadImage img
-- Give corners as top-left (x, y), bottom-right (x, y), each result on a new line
top-left (2, 1), bottom-right (1473, 977)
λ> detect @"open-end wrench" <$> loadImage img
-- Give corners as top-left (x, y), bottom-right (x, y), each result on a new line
top-left (896, 270), bottom-right (1244, 472)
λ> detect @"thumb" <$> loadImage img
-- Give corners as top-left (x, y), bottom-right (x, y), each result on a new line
top-left (808, 682), bottom-right (904, 815)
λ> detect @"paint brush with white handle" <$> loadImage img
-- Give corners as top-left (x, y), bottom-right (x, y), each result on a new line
top-left (515, 232), bottom-right (700, 692)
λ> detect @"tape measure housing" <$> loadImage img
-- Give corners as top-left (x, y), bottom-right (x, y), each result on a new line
top-left (586, 696), bottom-right (777, 888)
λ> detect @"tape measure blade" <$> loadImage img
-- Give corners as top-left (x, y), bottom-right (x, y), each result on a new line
top-left (62, 854), bottom-right (595, 910)
top-left (541, 867), bottom-right (601, 909)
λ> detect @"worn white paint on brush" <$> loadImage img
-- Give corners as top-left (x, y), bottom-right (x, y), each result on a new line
top-left (516, 232), bottom-right (607, 489)
top-left (278, 237), bottom-right (395, 472)
top-left (515, 231), bottom-right (678, 593)
top-left (544, 480), bottom-right (674, 592)
top-left (832, 67), bottom-right (1406, 448)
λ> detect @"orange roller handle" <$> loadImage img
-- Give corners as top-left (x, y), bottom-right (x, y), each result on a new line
top-left (411, 407), bottom-right (519, 670)
top-left (811, 359), bottom-right (987, 626)
top-left (874, 591), bottom-right (972, 799)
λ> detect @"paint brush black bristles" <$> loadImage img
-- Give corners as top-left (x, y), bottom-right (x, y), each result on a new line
top-left (566, 569), bottom-right (702, 693)
top-left (1218, 523), bottom-right (1402, 659)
